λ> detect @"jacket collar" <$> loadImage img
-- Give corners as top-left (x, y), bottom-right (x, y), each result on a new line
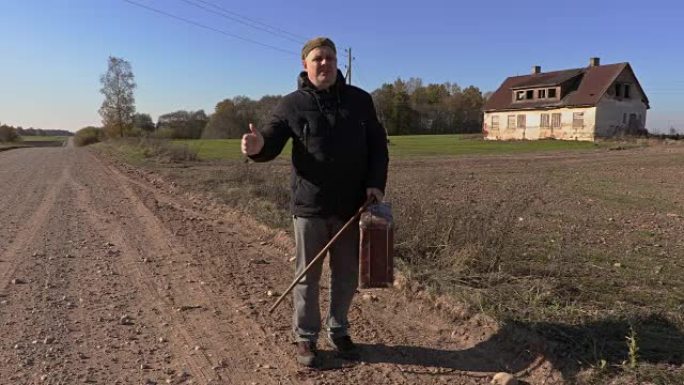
top-left (297, 69), bottom-right (346, 93)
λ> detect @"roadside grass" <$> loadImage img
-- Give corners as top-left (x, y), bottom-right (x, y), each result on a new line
top-left (98, 137), bottom-right (684, 384)
top-left (173, 134), bottom-right (600, 161)
top-left (95, 138), bottom-right (198, 165)
top-left (172, 139), bottom-right (265, 160)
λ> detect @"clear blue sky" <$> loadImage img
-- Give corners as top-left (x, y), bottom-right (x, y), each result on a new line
top-left (1, 0), bottom-right (683, 133)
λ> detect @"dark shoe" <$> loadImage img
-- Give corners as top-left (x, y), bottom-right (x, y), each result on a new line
top-left (295, 341), bottom-right (318, 367)
top-left (328, 335), bottom-right (360, 360)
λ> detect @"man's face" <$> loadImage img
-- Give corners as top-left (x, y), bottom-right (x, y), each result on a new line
top-left (303, 46), bottom-right (337, 90)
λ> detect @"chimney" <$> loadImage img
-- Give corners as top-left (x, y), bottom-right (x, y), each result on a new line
top-left (532, 65), bottom-right (541, 74)
top-left (589, 57), bottom-right (600, 67)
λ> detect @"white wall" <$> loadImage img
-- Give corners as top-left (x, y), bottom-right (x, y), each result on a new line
top-left (484, 106), bottom-right (597, 141)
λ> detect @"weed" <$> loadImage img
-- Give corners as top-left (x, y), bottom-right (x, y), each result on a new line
top-left (626, 324), bottom-right (640, 370)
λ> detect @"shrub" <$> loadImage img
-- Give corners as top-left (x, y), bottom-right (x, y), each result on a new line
top-left (0, 125), bottom-right (19, 142)
top-left (74, 126), bottom-right (104, 146)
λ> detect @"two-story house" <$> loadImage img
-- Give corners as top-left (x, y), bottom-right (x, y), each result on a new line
top-left (483, 58), bottom-right (650, 141)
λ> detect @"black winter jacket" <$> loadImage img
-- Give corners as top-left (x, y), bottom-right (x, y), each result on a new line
top-left (249, 70), bottom-right (389, 219)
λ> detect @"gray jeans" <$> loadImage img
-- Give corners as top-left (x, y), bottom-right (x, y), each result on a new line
top-left (292, 215), bottom-right (359, 343)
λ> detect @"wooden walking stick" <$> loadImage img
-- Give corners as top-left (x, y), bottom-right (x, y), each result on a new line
top-left (268, 197), bottom-right (374, 313)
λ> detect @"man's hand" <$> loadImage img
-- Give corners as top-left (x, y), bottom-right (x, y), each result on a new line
top-left (241, 123), bottom-right (264, 156)
top-left (366, 187), bottom-right (384, 203)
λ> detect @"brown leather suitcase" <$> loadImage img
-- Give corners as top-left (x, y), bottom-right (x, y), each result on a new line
top-left (358, 203), bottom-right (394, 288)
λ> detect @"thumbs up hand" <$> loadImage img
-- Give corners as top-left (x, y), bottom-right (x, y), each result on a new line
top-left (241, 123), bottom-right (264, 156)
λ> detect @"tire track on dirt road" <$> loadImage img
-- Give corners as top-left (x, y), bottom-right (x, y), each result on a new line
top-left (69, 150), bottom-right (301, 385)
top-left (70, 180), bottom-right (219, 384)
top-left (0, 152), bottom-right (70, 295)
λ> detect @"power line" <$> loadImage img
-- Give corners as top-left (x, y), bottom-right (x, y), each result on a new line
top-left (123, 0), bottom-right (350, 60)
top-left (178, 0), bottom-right (350, 59)
top-left (180, 0), bottom-right (306, 44)
top-left (352, 58), bottom-right (373, 88)
top-left (123, 0), bottom-right (298, 56)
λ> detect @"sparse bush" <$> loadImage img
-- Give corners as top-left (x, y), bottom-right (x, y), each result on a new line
top-left (74, 126), bottom-right (104, 146)
top-left (392, 175), bottom-right (538, 306)
top-left (161, 143), bottom-right (198, 163)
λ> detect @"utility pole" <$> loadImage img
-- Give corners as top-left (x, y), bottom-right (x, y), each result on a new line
top-left (345, 47), bottom-right (353, 85)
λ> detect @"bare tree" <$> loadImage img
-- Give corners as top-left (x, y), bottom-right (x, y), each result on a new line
top-left (99, 56), bottom-right (136, 138)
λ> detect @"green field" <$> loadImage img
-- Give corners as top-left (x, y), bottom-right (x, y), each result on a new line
top-left (0, 136), bottom-right (69, 151)
top-left (20, 136), bottom-right (68, 142)
top-left (174, 134), bottom-right (599, 160)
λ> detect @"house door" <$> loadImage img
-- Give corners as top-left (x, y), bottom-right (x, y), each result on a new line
top-left (628, 113), bottom-right (639, 133)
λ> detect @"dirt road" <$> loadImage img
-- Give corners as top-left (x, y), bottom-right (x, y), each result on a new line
top-left (0, 144), bottom-right (559, 384)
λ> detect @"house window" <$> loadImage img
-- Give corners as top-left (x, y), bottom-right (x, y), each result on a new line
top-left (491, 115), bottom-right (499, 130)
top-left (548, 88), bottom-right (557, 98)
top-left (526, 90), bottom-right (534, 99)
top-left (573, 112), bottom-right (584, 128)
top-left (507, 115), bottom-right (516, 129)
top-left (516, 91), bottom-right (526, 101)
top-left (624, 85), bottom-right (631, 98)
top-left (615, 84), bottom-right (622, 97)
top-left (517, 115), bottom-right (526, 129)
top-left (540, 113), bottom-right (550, 128)
top-left (623, 113), bottom-right (627, 124)
top-left (551, 113), bottom-right (561, 128)
top-left (538, 89), bottom-right (546, 99)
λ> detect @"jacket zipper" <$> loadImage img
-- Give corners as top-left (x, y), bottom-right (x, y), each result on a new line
top-left (303, 122), bottom-right (309, 150)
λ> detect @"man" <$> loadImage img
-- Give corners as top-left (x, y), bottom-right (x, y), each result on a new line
top-left (241, 37), bottom-right (389, 367)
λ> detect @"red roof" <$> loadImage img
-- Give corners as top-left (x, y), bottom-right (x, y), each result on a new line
top-left (484, 62), bottom-right (649, 112)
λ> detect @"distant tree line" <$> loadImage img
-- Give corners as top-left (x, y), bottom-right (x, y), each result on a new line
top-left (0, 123), bottom-right (73, 143)
top-left (102, 95), bottom-right (284, 140)
top-left (85, 56), bottom-right (489, 144)
top-left (17, 127), bottom-right (73, 137)
top-left (372, 78), bottom-right (488, 135)
top-left (93, 81), bottom-right (485, 140)
top-left (134, 79), bottom-right (485, 139)
top-left (652, 131), bottom-right (682, 140)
